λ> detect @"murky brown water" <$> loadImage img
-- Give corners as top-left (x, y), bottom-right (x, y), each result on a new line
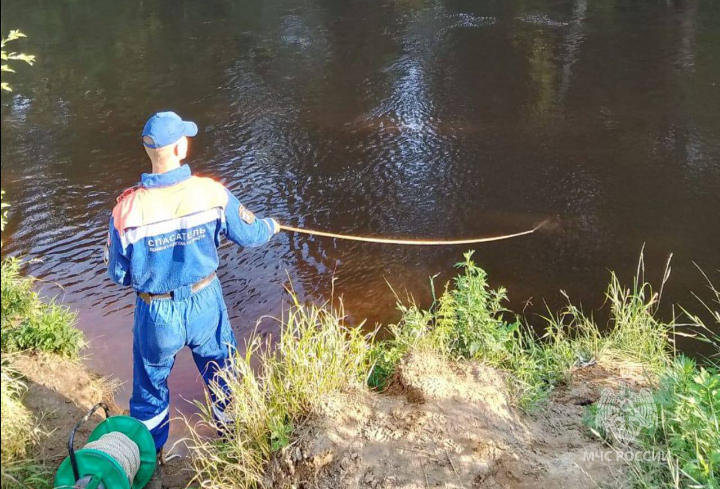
top-left (2, 0), bottom-right (719, 444)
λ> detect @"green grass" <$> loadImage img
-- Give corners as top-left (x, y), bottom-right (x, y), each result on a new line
top-left (1, 258), bottom-right (85, 358)
top-left (1, 258), bottom-right (35, 322)
top-left (603, 268), bottom-right (673, 372)
top-left (1, 459), bottom-right (52, 489)
top-left (186, 296), bottom-right (374, 489)
top-left (681, 266), bottom-right (720, 360)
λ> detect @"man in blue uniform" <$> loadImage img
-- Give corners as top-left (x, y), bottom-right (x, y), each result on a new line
top-left (106, 111), bottom-right (279, 455)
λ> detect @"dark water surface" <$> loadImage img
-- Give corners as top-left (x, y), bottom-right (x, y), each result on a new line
top-left (2, 0), bottom-right (719, 443)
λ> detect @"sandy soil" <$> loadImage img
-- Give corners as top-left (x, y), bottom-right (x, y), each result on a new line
top-left (8, 353), bottom-right (193, 489)
top-left (265, 353), bottom-right (649, 489)
top-left (9, 353), bottom-right (119, 465)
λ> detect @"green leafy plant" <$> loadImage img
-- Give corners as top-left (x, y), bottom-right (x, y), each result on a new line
top-left (2, 300), bottom-right (83, 357)
top-left (269, 416), bottom-right (294, 452)
top-left (1, 30), bottom-right (35, 92)
top-left (368, 252), bottom-right (520, 389)
top-left (1, 259), bottom-right (85, 358)
top-left (621, 356), bottom-right (720, 489)
top-left (438, 252), bottom-right (517, 361)
top-left (368, 304), bottom-right (435, 389)
top-left (1, 259), bottom-right (35, 327)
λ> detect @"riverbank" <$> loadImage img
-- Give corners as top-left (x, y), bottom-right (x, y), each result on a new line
top-left (187, 253), bottom-right (718, 489)
top-left (1, 252), bottom-right (717, 488)
top-left (2, 353), bottom-right (116, 486)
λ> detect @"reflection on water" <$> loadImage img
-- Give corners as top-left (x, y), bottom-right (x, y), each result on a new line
top-left (1, 0), bottom-right (719, 445)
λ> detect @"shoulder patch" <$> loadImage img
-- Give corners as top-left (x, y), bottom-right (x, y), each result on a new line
top-left (116, 186), bottom-right (138, 204)
top-left (238, 204), bottom-right (256, 224)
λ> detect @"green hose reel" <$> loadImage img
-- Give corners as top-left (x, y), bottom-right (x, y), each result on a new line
top-left (54, 403), bottom-right (156, 489)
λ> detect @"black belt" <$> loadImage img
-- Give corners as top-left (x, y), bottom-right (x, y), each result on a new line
top-left (137, 272), bottom-right (217, 305)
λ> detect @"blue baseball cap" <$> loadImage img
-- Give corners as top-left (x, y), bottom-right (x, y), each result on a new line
top-left (141, 111), bottom-right (198, 149)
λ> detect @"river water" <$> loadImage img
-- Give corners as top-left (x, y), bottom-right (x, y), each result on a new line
top-left (1, 0), bottom-right (718, 444)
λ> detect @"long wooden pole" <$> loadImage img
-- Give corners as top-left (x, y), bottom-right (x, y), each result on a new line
top-left (279, 219), bottom-right (547, 246)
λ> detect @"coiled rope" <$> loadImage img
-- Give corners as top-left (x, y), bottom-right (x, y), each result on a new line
top-left (279, 219), bottom-right (547, 245)
top-left (84, 431), bottom-right (141, 483)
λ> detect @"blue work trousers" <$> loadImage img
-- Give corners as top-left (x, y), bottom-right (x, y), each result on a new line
top-left (130, 277), bottom-right (237, 450)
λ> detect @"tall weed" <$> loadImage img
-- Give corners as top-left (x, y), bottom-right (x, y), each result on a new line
top-left (605, 270), bottom-right (672, 372)
top-left (187, 297), bottom-right (373, 489)
top-left (436, 252), bottom-right (516, 363)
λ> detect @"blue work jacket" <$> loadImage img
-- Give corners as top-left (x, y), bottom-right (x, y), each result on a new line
top-left (106, 165), bottom-right (275, 294)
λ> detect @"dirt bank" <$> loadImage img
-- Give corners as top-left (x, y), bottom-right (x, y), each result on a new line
top-left (7, 353), bottom-right (192, 489)
top-left (265, 352), bottom-right (649, 489)
top-left (8, 353), bottom-right (119, 463)
top-left (9, 351), bottom-right (651, 489)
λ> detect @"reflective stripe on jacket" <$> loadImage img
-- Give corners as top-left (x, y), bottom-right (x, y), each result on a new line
top-left (107, 164), bottom-right (274, 293)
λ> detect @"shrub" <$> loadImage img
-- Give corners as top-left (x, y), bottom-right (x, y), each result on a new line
top-left (437, 252), bottom-right (517, 362)
top-left (368, 252), bottom-right (524, 390)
